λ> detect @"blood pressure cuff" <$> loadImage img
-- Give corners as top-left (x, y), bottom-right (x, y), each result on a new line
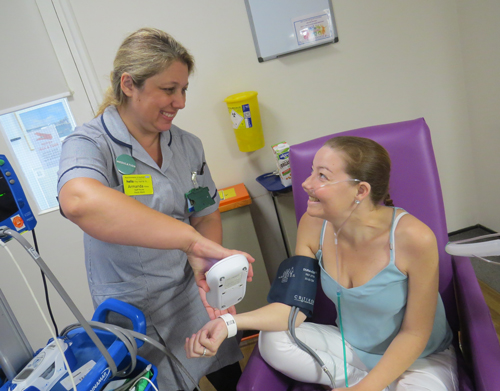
top-left (267, 255), bottom-right (320, 318)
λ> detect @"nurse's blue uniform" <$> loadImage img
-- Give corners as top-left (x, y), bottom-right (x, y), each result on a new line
top-left (57, 106), bottom-right (243, 390)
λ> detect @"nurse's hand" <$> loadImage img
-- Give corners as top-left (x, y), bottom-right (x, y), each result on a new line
top-left (198, 287), bottom-right (236, 320)
top-left (185, 234), bottom-right (254, 293)
top-left (185, 318), bottom-right (228, 359)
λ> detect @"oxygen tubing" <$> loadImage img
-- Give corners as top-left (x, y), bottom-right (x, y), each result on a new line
top-left (337, 292), bottom-right (349, 388)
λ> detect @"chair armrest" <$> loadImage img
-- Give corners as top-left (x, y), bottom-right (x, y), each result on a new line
top-left (452, 256), bottom-right (500, 391)
top-left (237, 344), bottom-right (291, 391)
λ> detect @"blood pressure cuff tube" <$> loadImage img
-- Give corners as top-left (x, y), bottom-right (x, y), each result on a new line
top-left (267, 255), bottom-right (320, 318)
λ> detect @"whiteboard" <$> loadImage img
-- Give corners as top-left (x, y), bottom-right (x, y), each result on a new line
top-left (244, 0), bottom-right (338, 62)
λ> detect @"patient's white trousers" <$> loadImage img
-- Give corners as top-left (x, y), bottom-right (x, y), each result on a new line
top-left (258, 323), bottom-right (458, 390)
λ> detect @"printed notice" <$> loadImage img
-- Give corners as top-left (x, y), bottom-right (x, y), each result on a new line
top-left (61, 360), bottom-right (96, 390)
top-left (219, 188), bottom-right (237, 201)
top-left (292, 12), bottom-right (332, 46)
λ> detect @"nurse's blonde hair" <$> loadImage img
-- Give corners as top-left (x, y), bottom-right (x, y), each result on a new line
top-left (96, 27), bottom-right (195, 117)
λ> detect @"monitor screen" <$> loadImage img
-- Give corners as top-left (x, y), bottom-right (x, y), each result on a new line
top-left (0, 172), bottom-right (18, 222)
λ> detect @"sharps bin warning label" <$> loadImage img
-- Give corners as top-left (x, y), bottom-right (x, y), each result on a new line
top-left (229, 105), bottom-right (253, 130)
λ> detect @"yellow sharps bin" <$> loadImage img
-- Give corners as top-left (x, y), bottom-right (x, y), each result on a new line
top-left (224, 91), bottom-right (265, 152)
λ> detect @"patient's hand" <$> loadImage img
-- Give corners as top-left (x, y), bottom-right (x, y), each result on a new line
top-left (185, 318), bottom-right (228, 358)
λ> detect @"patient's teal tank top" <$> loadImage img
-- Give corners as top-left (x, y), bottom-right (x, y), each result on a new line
top-left (316, 207), bottom-right (453, 369)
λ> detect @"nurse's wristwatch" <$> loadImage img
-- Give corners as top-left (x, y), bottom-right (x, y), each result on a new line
top-left (218, 314), bottom-right (237, 338)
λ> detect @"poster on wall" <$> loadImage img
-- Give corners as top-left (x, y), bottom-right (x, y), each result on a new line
top-left (244, 0), bottom-right (338, 62)
top-left (293, 12), bottom-right (333, 46)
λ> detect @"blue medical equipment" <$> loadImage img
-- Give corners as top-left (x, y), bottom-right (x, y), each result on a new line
top-left (9, 338), bottom-right (76, 391)
top-left (0, 225), bottom-right (203, 391)
top-left (0, 155), bottom-right (36, 241)
top-left (0, 297), bottom-right (159, 391)
top-left (0, 224), bottom-right (159, 391)
top-left (48, 299), bottom-right (156, 391)
top-left (0, 158), bottom-right (199, 391)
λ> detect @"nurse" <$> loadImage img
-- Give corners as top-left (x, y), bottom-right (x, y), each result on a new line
top-left (57, 27), bottom-right (252, 391)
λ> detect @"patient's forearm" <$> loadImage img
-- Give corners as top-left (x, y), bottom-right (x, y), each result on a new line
top-left (234, 303), bottom-right (306, 331)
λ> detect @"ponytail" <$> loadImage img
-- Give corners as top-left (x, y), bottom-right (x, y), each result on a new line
top-left (95, 86), bottom-right (120, 117)
top-left (383, 193), bottom-right (394, 207)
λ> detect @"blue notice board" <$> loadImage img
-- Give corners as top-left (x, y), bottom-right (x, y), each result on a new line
top-left (244, 0), bottom-right (338, 62)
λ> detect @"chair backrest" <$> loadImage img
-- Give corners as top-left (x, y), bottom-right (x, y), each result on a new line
top-left (289, 118), bottom-right (458, 331)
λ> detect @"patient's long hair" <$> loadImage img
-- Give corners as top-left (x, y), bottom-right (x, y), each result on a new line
top-left (324, 136), bottom-right (394, 206)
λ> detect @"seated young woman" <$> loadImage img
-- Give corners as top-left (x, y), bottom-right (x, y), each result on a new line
top-left (185, 136), bottom-right (458, 391)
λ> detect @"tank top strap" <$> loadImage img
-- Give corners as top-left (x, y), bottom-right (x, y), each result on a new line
top-left (316, 220), bottom-right (328, 261)
top-left (389, 207), bottom-right (409, 264)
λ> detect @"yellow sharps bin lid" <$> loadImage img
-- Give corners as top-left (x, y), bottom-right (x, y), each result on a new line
top-left (224, 91), bottom-right (258, 104)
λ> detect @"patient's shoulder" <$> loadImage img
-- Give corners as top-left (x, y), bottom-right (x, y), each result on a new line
top-left (296, 213), bottom-right (325, 257)
top-left (395, 213), bottom-right (438, 271)
top-left (298, 212), bottom-right (325, 233)
top-left (396, 213), bottom-right (436, 248)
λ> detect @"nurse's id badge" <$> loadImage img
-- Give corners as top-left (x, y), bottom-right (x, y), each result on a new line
top-left (185, 186), bottom-right (215, 212)
top-left (123, 175), bottom-right (154, 196)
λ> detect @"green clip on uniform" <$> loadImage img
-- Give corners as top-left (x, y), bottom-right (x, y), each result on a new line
top-left (57, 106), bottom-right (242, 390)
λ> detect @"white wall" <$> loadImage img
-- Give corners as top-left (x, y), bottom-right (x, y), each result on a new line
top-left (69, 0), bottom-right (477, 232)
top-left (2, 0), bottom-right (493, 352)
top-left (0, 0), bottom-right (95, 351)
top-left (66, 0), bottom-right (480, 277)
top-left (456, 0), bottom-right (500, 232)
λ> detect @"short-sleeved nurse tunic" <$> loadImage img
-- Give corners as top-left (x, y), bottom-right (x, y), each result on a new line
top-left (57, 106), bottom-right (242, 390)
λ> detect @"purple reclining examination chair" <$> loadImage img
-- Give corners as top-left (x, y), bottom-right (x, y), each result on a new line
top-left (237, 118), bottom-right (500, 391)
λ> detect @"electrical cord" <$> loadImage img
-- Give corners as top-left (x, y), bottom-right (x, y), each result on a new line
top-left (32, 228), bottom-right (60, 337)
top-left (110, 364), bottom-right (151, 391)
top-left (0, 226), bottom-right (118, 377)
top-left (61, 321), bottom-right (202, 391)
top-left (288, 306), bottom-right (336, 388)
top-left (60, 322), bottom-right (137, 379)
top-left (0, 238), bottom-right (78, 391)
top-left (130, 376), bottom-right (158, 391)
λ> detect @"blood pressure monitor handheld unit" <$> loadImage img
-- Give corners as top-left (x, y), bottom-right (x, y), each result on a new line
top-left (206, 254), bottom-right (249, 310)
top-left (0, 155), bottom-right (36, 242)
